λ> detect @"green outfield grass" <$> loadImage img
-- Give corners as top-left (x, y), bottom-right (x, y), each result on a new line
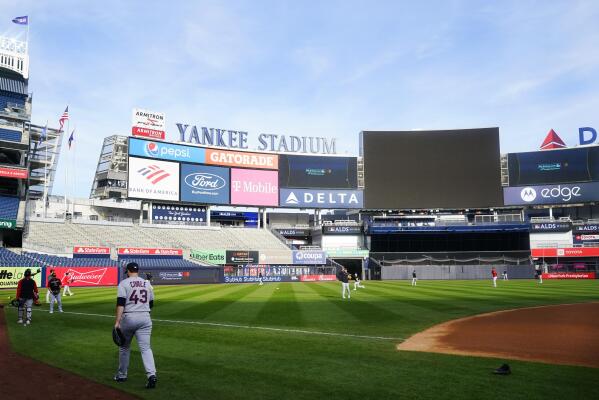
top-left (2, 280), bottom-right (599, 400)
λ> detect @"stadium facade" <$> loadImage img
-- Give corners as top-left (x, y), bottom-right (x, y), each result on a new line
top-left (1, 30), bottom-right (598, 285)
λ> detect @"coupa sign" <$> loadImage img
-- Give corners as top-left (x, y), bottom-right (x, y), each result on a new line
top-left (292, 250), bottom-right (327, 265)
top-left (503, 181), bottom-right (599, 205)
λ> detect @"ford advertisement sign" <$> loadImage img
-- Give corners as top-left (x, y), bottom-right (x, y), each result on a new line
top-left (280, 189), bottom-right (364, 209)
top-left (180, 164), bottom-right (230, 204)
top-left (292, 250), bottom-right (327, 265)
top-left (503, 182), bottom-right (599, 205)
top-left (129, 137), bottom-right (205, 163)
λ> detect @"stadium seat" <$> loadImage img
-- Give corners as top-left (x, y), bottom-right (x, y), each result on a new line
top-left (0, 196), bottom-right (19, 220)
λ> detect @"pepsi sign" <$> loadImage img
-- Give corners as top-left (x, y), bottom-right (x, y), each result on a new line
top-left (503, 181), bottom-right (599, 205)
top-left (180, 164), bottom-right (230, 205)
top-left (129, 137), bottom-right (205, 163)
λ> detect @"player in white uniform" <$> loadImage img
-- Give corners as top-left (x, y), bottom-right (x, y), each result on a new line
top-left (113, 262), bottom-right (157, 389)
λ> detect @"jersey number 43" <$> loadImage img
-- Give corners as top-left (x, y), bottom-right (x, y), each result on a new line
top-left (129, 289), bottom-right (148, 304)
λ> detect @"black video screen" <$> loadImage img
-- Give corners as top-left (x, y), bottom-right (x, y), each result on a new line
top-left (279, 155), bottom-right (358, 189)
top-left (361, 128), bottom-right (503, 209)
top-left (508, 147), bottom-right (599, 186)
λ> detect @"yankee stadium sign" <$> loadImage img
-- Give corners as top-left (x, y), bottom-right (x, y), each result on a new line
top-left (176, 124), bottom-right (337, 155)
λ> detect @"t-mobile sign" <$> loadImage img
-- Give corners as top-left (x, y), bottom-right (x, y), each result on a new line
top-left (230, 168), bottom-right (278, 206)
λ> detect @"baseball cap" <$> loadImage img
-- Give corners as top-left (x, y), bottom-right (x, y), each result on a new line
top-left (126, 262), bottom-right (139, 273)
top-left (24, 269), bottom-right (31, 277)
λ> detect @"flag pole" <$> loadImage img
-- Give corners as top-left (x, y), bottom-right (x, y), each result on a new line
top-left (70, 125), bottom-right (76, 217)
top-left (43, 120), bottom-right (48, 218)
top-left (64, 118), bottom-right (69, 219)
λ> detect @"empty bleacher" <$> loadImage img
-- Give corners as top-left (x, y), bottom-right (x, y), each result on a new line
top-left (0, 196), bottom-right (19, 220)
top-left (0, 248), bottom-right (38, 267)
top-left (0, 248), bottom-right (118, 268)
top-left (0, 127), bottom-right (21, 142)
top-left (0, 91), bottom-right (26, 110)
top-left (119, 257), bottom-right (201, 269)
top-left (24, 220), bottom-right (289, 254)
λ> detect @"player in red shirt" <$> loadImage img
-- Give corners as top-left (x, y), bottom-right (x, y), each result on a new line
top-left (491, 267), bottom-right (498, 288)
top-left (16, 269), bottom-right (39, 325)
top-left (62, 272), bottom-right (74, 296)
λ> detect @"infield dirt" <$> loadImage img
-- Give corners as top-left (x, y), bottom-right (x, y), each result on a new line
top-left (398, 302), bottom-right (599, 368)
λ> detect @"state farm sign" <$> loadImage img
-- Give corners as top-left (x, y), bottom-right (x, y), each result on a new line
top-left (73, 246), bottom-right (111, 255)
top-left (117, 247), bottom-right (183, 256)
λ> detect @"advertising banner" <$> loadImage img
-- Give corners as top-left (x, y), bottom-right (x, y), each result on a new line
top-left (542, 272), bottom-right (596, 279)
top-left (205, 148), bottom-right (278, 169)
top-left (322, 225), bottom-right (362, 234)
top-left (50, 267), bottom-right (119, 287)
top-left (73, 246), bottom-right (111, 257)
top-left (190, 249), bottom-right (226, 265)
top-left (276, 228), bottom-right (311, 236)
top-left (529, 222), bottom-right (572, 233)
top-left (258, 250), bottom-right (293, 265)
top-left (152, 204), bottom-right (206, 223)
top-left (279, 188), bottom-right (364, 209)
top-left (223, 275), bottom-right (293, 283)
top-left (117, 248), bottom-right (183, 256)
top-left (299, 274), bottom-right (337, 282)
top-left (503, 182), bottom-right (599, 206)
top-left (129, 137), bottom-right (205, 163)
top-left (127, 157), bottom-right (179, 201)
top-left (507, 147), bottom-right (599, 186)
top-left (132, 108), bottom-right (166, 139)
top-left (226, 250), bottom-right (260, 264)
top-left (137, 268), bottom-right (222, 285)
top-left (573, 224), bottom-right (599, 233)
top-left (230, 169), bottom-right (278, 206)
top-left (180, 164), bottom-right (230, 204)
top-left (278, 154), bottom-right (357, 189)
top-left (326, 249), bottom-right (369, 258)
top-left (0, 166), bottom-right (28, 179)
top-left (0, 219), bottom-right (16, 229)
top-left (531, 248), bottom-right (599, 258)
top-left (0, 267), bottom-right (42, 289)
top-left (573, 234), bottom-right (599, 245)
top-left (292, 250), bottom-right (327, 265)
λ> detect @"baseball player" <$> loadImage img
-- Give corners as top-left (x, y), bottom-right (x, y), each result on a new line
top-left (46, 269), bottom-right (55, 303)
top-left (502, 270), bottom-right (508, 281)
top-left (16, 269), bottom-right (39, 325)
top-left (47, 272), bottom-right (63, 314)
top-left (353, 274), bottom-right (365, 290)
top-left (114, 262), bottom-right (157, 389)
top-left (336, 267), bottom-right (351, 299)
top-left (62, 272), bottom-right (74, 296)
top-left (491, 267), bottom-right (498, 287)
top-left (258, 272), bottom-right (264, 286)
top-left (411, 270), bottom-right (418, 286)
top-left (535, 265), bottom-right (543, 284)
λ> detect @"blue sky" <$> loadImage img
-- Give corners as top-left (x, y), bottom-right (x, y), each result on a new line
top-left (2, 0), bottom-right (599, 197)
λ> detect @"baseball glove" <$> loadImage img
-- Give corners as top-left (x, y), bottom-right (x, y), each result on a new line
top-left (10, 298), bottom-right (21, 307)
top-left (112, 326), bottom-right (126, 347)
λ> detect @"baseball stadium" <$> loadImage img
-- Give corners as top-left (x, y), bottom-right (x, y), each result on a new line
top-left (1, 15), bottom-right (599, 400)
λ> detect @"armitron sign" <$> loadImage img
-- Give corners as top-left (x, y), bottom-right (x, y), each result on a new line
top-left (132, 108), bottom-right (166, 140)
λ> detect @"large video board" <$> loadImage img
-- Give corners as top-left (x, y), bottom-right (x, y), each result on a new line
top-left (361, 128), bottom-right (503, 209)
top-left (278, 155), bottom-right (357, 189)
top-left (507, 146), bottom-right (599, 186)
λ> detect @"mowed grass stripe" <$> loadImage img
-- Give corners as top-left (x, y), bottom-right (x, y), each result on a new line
top-left (209, 284), bottom-right (279, 324)
top-left (252, 283), bottom-right (304, 327)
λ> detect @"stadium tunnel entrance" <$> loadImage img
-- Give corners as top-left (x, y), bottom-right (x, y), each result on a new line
top-left (331, 258), bottom-right (365, 280)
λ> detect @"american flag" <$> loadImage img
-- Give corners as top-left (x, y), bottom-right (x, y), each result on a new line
top-left (58, 106), bottom-right (69, 132)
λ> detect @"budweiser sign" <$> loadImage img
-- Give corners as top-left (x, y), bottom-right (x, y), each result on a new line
top-left (73, 246), bottom-right (111, 255)
top-left (117, 247), bottom-right (183, 256)
top-left (51, 267), bottom-right (119, 287)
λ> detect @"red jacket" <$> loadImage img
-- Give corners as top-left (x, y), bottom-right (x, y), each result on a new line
top-left (16, 278), bottom-right (38, 299)
top-left (492, 269), bottom-right (497, 277)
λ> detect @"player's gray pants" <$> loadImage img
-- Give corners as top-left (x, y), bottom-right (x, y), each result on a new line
top-left (342, 282), bottom-right (351, 298)
top-left (18, 298), bottom-right (33, 322)
top-left (116, 312), bottom-right (156, 378)
top-left (50, 293), bottom-right (62, 312)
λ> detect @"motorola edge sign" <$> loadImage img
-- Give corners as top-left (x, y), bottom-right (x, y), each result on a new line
top-left (503, 182), bottom-right (599, 205)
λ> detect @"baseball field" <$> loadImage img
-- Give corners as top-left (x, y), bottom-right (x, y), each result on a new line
top-left (2, 280), bottom-right (599, 399)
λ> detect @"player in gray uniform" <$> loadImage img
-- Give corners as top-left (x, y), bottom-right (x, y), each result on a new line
top-left (113, 262), bottom-right (157, 389)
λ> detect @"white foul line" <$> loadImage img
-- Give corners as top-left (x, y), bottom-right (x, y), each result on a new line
top-left (51, 310), bottom-right (406, 342)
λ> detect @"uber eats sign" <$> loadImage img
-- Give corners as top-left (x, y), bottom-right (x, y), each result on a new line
top-left (0, 219), bottom-right (16, 229)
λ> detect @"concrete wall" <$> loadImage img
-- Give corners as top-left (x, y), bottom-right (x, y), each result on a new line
top-left (381, 264), bottom-right (535, 280)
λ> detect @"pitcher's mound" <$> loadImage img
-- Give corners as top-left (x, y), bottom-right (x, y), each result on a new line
top-left (398, 302), bottom-right (599, 368)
